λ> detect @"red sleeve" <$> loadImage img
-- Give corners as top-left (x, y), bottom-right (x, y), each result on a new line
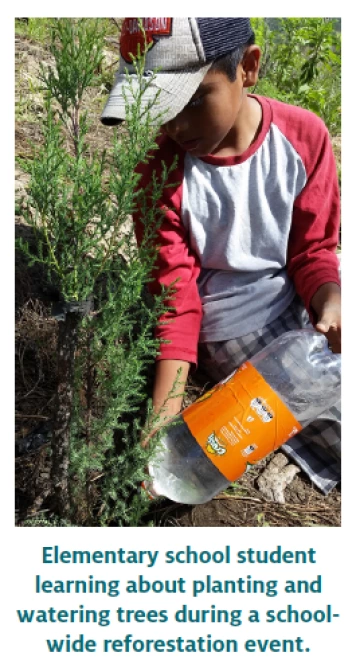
top-left (133, 135), bottom-right (202, 364)
top-left (279, 105), bottom-right (341, 318)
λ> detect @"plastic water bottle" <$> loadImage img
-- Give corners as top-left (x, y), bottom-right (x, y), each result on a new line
top-left (147, 329), bottom-right (341, 505)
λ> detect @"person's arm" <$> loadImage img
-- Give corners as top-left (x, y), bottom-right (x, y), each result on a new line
top-left (310, 281), bottom-right (341, 353)
top-left (286, 114), bottom-right (341, 351)
top-left (153, 359), bottom-right (191, 420)
top-left (133, 135), bottom-right (202, 365)
top-left (141, 360), bottom-right (190, 447)
top-left (133, 137), bottom-right (202, 445)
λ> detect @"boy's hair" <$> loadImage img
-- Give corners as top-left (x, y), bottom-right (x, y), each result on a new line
top-left (210, 33), bottom-right (255, 82)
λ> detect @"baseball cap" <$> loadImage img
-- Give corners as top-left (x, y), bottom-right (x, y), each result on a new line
top-left (101, 17), bottom-right (253, 126)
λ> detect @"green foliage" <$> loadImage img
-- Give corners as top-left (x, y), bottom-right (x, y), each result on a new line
top-left (15, 18), bottom-right (53, 42)
top-left (251, 18), bottom-right (341, 135)
top-left (15, 17), bottom-right (119, 44)
top-left (17, 20), bottom-right (169, 305)
top-left (41, 19), bottom-right (106, 120)
top-left (16, 18), bottom-right (177, 526)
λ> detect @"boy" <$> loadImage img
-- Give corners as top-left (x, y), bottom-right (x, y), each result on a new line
top-left (102, 18), bottom-right (341, 494)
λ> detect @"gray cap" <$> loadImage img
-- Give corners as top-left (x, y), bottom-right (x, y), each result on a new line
top-left (101, 17), bottom-right (253, 126)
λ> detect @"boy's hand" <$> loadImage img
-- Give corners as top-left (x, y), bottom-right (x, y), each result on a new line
top-left (310, 282), bottom-right (341, 353)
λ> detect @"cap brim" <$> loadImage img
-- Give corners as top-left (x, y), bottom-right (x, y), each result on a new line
top-left (101, 64), bottom-right (212, 126)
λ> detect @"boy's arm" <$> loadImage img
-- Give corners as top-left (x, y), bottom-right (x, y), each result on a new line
top-left (141, 360), bottom-right (190, 447)
top-left (286, 117), bottom-right (341, 350)
top-left (153, 359), bottom-right (190, 422)
top-left (133, 135), bottom-right (202, 366)
top-left (133, 136), bottom-right (202, 444)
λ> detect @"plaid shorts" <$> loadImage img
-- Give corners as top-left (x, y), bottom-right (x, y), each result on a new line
top-left (197, 296), bottom-right (341, 494)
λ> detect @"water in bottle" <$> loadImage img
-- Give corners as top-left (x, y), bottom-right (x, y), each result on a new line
top-left (147, 329), bottom-right (341, 505)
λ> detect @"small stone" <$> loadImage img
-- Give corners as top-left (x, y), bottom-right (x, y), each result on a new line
top-left (257, 452), bottom-right (300, 504)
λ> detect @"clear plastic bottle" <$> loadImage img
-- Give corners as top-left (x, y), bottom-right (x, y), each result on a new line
top-left (147, 329), bottom-right (341, 505)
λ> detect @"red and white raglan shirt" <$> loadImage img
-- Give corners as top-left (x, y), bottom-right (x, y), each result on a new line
top-left (133, 95), bottom-right (341, 366)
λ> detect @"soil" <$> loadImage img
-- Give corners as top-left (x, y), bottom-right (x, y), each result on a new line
top-left (15, 31), bottom-right (341, 528)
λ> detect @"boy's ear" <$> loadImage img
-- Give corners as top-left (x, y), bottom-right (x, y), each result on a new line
top-left (241, 45), bottom-right (261, 88)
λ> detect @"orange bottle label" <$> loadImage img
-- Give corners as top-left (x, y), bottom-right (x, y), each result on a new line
top-left (182, 362), bottom-right (302, 481)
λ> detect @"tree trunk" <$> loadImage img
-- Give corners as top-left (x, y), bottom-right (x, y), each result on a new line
top-left (51, 312), bottom-right (81, 516)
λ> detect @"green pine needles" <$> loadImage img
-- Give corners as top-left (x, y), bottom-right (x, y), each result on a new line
top-left (16, 18), bottom-right (177, 526)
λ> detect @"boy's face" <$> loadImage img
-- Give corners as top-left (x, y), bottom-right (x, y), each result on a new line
top-left (161, 46), bottom-right (260, 157)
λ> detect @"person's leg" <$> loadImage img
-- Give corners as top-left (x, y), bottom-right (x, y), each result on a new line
top-left (198, 295), bottom-right (309, 382)
top-left (197, 296), bottom-right (341, 493)
top-left (281, 405), bottom-right (341, 494)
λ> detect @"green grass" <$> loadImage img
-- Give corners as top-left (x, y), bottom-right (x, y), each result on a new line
top-left (15, 18), bottom-right (53, 43)
top-left (15, 17), bottom-right (120, 44)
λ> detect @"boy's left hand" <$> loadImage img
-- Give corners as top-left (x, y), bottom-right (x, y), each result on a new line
top-left (310, 282), bottom-right (341, 353)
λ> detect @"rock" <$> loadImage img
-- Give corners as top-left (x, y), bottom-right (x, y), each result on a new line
top-left (257, 452), bottom-right (300, 504)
